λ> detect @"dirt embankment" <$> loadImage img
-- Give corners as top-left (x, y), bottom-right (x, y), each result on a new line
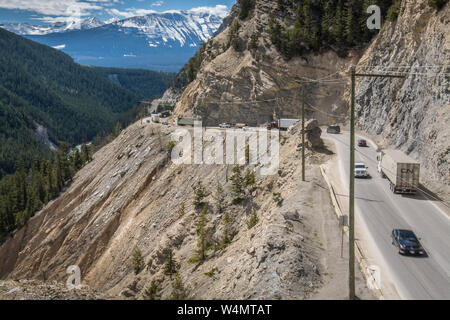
top-left (0, 120), bottom-right (373, 299)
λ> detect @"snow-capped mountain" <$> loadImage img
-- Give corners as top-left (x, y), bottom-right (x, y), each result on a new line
top-left (0, 8), bottom-right (228, 71)
top-left (113, 10), bottom-right (224, 48)
top-left (0, 17), bottom-right (104, 35)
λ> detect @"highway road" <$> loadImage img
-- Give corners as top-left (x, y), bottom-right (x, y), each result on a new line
top-left (323, 130), bottom-right (450, 300)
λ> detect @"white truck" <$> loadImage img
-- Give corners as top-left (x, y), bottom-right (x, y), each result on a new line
top-left (278, 119), bottom-right (299, 130)
top-left (151, 114), bottom-right (160, 123)
top-left (377, 149), bottom-right (420, 194)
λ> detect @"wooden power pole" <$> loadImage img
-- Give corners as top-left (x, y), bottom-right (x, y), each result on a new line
top-left (349, 66), bottom-right (356, 300)
top-left (348, 66), bottom-right (405, 300)
top-left (302, 86), bottom-right (306, 182)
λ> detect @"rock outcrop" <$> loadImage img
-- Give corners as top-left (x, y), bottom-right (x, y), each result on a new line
top-left (289, 119), bottom-right (323, 149)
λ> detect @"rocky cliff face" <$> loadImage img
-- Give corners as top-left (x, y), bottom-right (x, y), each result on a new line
top-left (172, 0), bottom-right (360, 126)
top-left (354, 0), bottom-right (449, 199)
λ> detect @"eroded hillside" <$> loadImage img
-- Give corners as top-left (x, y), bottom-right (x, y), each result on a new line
top-left (0, 119), bottom-right (372, 299)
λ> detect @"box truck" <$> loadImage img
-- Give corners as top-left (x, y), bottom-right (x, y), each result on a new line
top-left (377, 150), bottom-right (420, 194)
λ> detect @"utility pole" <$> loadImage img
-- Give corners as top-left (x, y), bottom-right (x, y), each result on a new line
top-left (302, 86), bottom-right (306, 182)
top-left (348, 67), bottom-right (405, 300)
top-left (349, 66), bottom-right (356, 300)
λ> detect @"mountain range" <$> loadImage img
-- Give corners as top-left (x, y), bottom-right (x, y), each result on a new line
top-left (0, 9), bottom-right (228, 71)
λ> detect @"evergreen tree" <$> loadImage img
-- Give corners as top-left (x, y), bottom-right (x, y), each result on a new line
top-left (189, 205), bottom-right (212, 263)
top-left (11, 160), bottom-right (27, 214)
top-left (334, 0), bottom-right (346, 46)
top-left (170, 273), bottom-right (190, 300)
top-left (212, 183), bottom-right (227, 214)
top-left (230, 165), bottom-right (244, 204)
top-left (193, 181), bottom-right (208, 208)
top-left (164, 249), bottom-right (178, 278)
top-left (73, 149), bottom-right (83, 170)
top-left (221, 212), bottom-right (234, 247)
top-left (143, 280), bottom-right (161, 300)
top-left (132, 247), bottom-right (145, 274)
top-left (244, 168), bottom-right (256, 190)
top-left (239, 0), bottom-right (254, 20)
top-left (81, 143), bottom-right (91, 164)
top-left (344, 0), bottom-right (363, 46)
top-left (247, 210), bottom-right (259, 229)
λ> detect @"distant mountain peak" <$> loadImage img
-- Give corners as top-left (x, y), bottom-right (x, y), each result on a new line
top-left (0, 17), bottom-right (104, 35)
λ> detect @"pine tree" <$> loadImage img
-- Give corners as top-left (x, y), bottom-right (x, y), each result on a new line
top-left (143, 280), bottom-right (161, 300)
top-left (81, 144), bottom-right (89, 164)
top-left (212, 183), bottom-right (227, 214)
top-left (169, 273), bottom-right (190, 300)
top-left (247, 210), bottom-right (259, 229)
top-left (321, 0), bottom-right (336, 44)
top-left (334, 0), bottom-right (346, 46)
top-left (239, 0), bottom-right (254, 20)
top-left (189, 204), bottom-right (212, 263)
top-left (164, 249), bottom-right (178, 278)
top-left (244, 168), bottom-right (255, 190)
top-left (132, 247), bottom-right (144, 274)
top-left (73, 149), bottom-right (83, 170)
top-left (344, 0), bottom-right (363, 46)
top-left (230, 165), bottom-right (244, 204)
top-left (12, 159), bottom-right (27, 214)
top-left (221, 212), bottom-right (234, 247)
top-left (193, 181), bottom-right (208, 208)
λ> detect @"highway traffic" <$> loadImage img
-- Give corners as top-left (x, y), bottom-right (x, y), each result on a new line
top-left (323, 130), bottom-right (450, 299)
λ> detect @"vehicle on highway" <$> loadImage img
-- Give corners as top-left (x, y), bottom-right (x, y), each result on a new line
top-left (377, 150), bottom-right (420, 194)
top-left (242, 126), bottom-right (249, 131)
top-left (355, 163), bottom-right (369, 178)
top-left (358, 139), bottom-right (368, 147)
top-left (278, 119), bottom-right (299, 131)
top-left (326, 124), bottom-right (341, 134)
top-left (235, 123), bottom-right (247, 129)
top-left (219, 123), bottom-right (231, 128)
top-left (391, 229), bottom-right (425, 256)
top-left (267, 121), bottom-right (278, 130)
top-left (161, 121), bottom-right (168, 125)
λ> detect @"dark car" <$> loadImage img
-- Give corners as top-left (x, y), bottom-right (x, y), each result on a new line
top-left (358, 139), bottom-right (368, 147)
top-left (391, 229), bottom-right (425, 256)
top-left (327, 124), bottom-right (341, 134)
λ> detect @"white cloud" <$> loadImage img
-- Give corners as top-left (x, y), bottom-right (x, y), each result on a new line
top-left (106, 8), bottom-right (156, 19)
top-left (188, 5), bottom-right (229, 18)
top-left (0, 0), bottom-right (104, 16)
top-left (108, 4), bottom-right (229, 20)
top-left (151, 1), bottom-right (163, 7)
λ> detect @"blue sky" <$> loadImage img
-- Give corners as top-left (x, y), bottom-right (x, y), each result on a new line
top-left (0, 0), bottom-right (236, 25)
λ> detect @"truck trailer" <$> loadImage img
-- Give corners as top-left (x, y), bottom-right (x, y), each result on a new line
top-left (377, 149), bottom-right (420, 194)
top-left (278, 119), bottom-right (299, 130)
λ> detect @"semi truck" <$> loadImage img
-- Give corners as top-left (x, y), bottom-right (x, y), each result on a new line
top-left (377, 149), bottom-right (420, 194)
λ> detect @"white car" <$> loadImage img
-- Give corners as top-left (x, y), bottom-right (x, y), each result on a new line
top-left (219, 123), bottom-right (231, 128)
top-left (355, 163), bottom-right (369, 178)
top-left (242, 126), bottom-right (250, 131)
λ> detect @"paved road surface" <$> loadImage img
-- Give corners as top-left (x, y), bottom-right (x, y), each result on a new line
top-left (323, 131), bottom-right (450, 300)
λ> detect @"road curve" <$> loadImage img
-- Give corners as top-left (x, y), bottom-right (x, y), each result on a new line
top-left (323, 130), bottom-right (450, 300)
